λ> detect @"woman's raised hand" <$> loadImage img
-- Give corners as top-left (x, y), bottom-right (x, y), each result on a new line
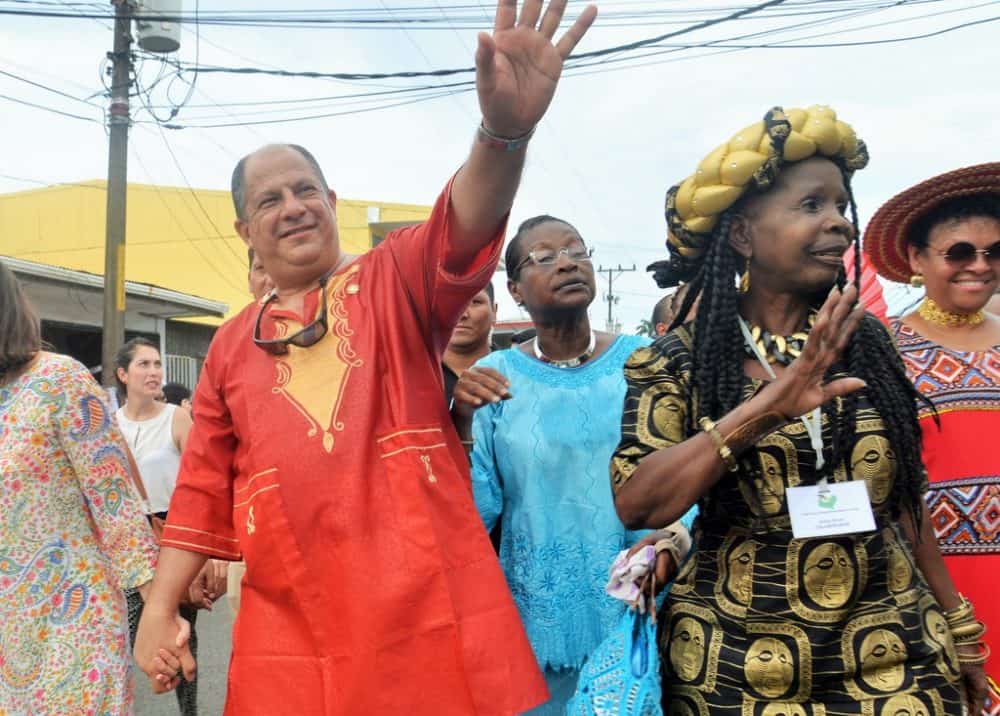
top-left (759, 283), bottom-right (867, 420)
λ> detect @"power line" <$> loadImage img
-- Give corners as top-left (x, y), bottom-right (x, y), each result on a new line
top-left (538, 7), bottom-right (999, 78)
top-left (0, 68), bottom-right (104, 107)
top-left (9, 18), bottom-right (993, 131)
top-left (4, 0), bottom-right (995, 131)
top-left (597, 263), bottom-right (637, 332)
top-left (0, 0), bottom-right (798, 80)
top-left (541, 0), bottom-right (972, 72)
top-left (158, 88), bottom-right (463, 129)
top-left (118, 0), bottom-right (922, 120)
top-left (0, 93), bottom-right (103, 122)
top-left (144, 119), bottom-right (250, 271)
top-left (129, 140), bottom-right (249, 295)
top-left (43, 0), bottom-right (113, 30)
top-left (0, 0), bottom-right (920, 26)
top-left (0, 173), bottom-right (106, 190)
top-left (111, 0), bottom-right (970, 83)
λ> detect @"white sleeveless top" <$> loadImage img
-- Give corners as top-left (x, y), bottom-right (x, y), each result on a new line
top-left (116, 404), bottom-right (181, 514)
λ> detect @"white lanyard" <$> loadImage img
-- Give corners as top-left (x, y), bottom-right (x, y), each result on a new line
top-left (738, 317), bottom-right (825, 471)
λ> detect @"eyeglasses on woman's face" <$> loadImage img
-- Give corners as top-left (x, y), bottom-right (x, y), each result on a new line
top-left (513, 246), bottom-right (593, 276)
top-left (931, 240), bottom-right (1000, 266)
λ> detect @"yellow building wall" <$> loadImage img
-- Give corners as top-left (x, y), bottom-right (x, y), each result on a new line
top-left (0, 181), bottom-right (431, 324)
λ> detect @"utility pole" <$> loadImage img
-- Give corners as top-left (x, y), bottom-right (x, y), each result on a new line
top-left (597, 263), bottom-right (636, 333)
top-left (100, 0), bottom-right (134, 386)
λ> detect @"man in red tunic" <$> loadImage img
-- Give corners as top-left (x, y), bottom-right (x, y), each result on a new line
top-left (133, 0), bottom-right (596, 713)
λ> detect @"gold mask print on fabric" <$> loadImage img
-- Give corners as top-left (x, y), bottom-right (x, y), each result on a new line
top-left (859, 628), bottom-right (906, 692)
top-left (879, 694), bottom-right (930, 716)
top-left (744, 636), bottom-right (795, 698)
top-left (762, 704), bottom-right (808, 716)
top-left (885, 538), bottom-right (913, 595)
top-left (670, 616), bottom-right (707, 683)
top-left (850, 433), bottom-right (895, 505)
top-left (803, 543), bottom-right (855, 609)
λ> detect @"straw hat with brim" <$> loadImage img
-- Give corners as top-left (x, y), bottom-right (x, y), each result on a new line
top-left (863, 162), bottom-right (1000, 284)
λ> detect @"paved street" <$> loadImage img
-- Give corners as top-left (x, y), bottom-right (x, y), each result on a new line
top-left (134, 606), bottom-right (234, 716)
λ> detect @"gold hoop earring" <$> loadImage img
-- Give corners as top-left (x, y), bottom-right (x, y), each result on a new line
top-left (909, 273), bottom-right (925, 288)
top-left (740, 257), bottom-right (751, 293)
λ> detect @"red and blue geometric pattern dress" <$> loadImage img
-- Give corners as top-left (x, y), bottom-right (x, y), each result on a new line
top-left (892, 319), bottom-right (1000, 713)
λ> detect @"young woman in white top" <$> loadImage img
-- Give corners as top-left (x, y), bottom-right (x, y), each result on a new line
top-left (116, 340), bottom-right (191, 517)
top-left (114, 337), bottom-right (224, 716)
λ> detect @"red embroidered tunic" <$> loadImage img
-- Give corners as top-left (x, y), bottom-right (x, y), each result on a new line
top-left (161, 181), bottom-right (547, 715)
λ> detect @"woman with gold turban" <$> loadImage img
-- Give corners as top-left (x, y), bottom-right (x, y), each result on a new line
top-left (610, 106), bottom-right (985, 713)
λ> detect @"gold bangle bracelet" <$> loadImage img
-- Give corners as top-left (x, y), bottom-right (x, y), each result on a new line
top-left (943, 594), bottom-right (975, 621)
top-left (950, 621), bottom-right (985, 637)
top-left (699, 417), bottom-right (738, 472)
top-left (956, 643), bottom-right (990, 665)
top-left (720, 410), bottom-right (788, 455)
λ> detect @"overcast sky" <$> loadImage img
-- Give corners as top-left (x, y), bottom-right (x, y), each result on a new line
top-left (2, 0), bottom-right (998, 329)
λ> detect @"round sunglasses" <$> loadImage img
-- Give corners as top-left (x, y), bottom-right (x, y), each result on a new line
top-left (932, 240), bottom-right (1000, 265)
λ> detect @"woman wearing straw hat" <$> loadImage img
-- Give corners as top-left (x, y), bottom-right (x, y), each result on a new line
top-left (865, 163), bottom-right (1000, 713)
top-left (611, 106), bottom-right (984, 713)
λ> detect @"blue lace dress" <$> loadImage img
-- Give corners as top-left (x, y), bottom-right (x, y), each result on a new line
top-left (471, 334), bottom-right (652, 714)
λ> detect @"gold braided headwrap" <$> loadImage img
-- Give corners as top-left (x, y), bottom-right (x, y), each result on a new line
top-left (652, 105), bottom-right (869, 287)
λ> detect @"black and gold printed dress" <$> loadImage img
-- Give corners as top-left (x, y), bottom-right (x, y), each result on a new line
top-left (611, 325), bottom-right (964, 716)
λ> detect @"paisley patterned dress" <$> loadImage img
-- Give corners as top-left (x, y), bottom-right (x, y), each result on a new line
top-left (611, 324), bottom-right (964, 716)
top-left (0, 352), bottom-right (157, 715)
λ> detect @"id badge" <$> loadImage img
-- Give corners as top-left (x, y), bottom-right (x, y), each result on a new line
top-left (786, 480), bottom-right (876, 539)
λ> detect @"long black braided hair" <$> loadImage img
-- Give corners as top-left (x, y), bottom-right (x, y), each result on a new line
top-left (662, 163), bottom-right (929, 530)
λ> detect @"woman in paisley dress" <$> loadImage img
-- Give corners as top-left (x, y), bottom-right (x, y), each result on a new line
top-left (611, 106), bottom-right (986, 714)
top-left (0, 260), bottom-right (159, 715)
top-left (864, 163), bottom-right (1000, 713)
top-left (451, 215), bottom-right (695, 714)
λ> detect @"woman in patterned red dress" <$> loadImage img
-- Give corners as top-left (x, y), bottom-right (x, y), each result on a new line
top-left (865, 163), bottom-right (1000, 713)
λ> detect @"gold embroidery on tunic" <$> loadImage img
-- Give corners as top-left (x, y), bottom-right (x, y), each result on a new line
top-left (271, 266), bottom-right (364, 453)
top-left (420, 454), bottom-right (437, 483)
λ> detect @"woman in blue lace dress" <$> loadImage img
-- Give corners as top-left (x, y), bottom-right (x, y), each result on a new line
top-left (452, 215), bottom-right (696, 714)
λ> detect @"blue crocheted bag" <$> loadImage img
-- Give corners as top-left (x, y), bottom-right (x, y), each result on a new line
top-left (565, 606), bottom-right (663, 716)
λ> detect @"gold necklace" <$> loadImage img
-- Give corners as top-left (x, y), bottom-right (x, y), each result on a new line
top-left (743, 313), bottom-right (816, 365)
top-left (917, 297), bottom-right (985, 327)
